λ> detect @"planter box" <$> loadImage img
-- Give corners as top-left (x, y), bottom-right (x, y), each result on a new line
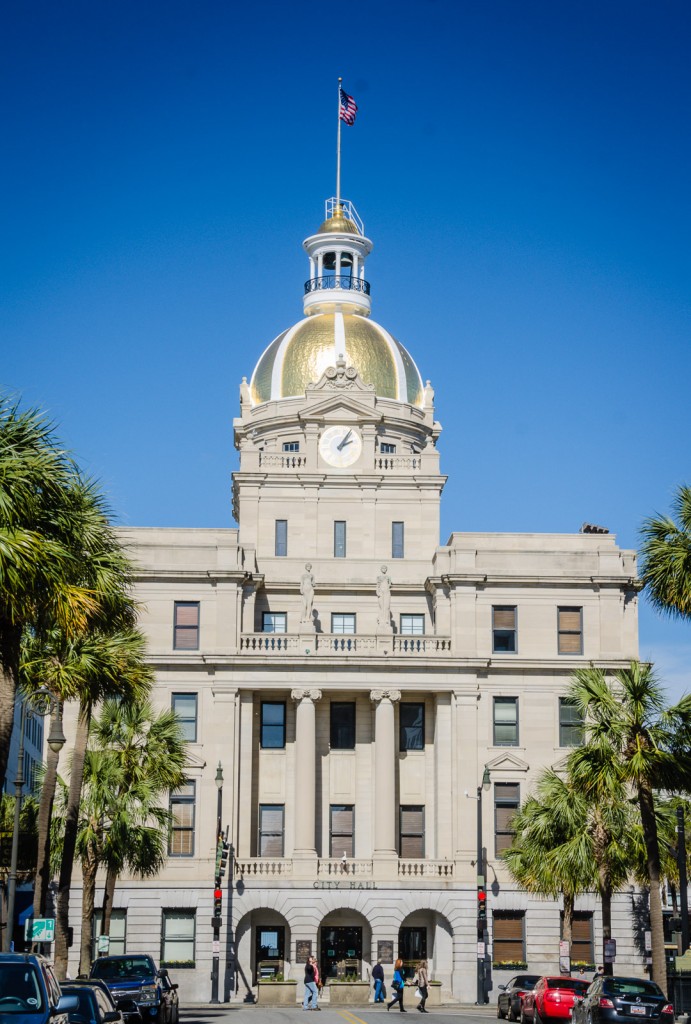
top-left (426, 984), bottom-right (442, 1006)
top-left (328, 982), bottom-right (371, 1005)
top-left (256, 982), bottom-right (298, 1006)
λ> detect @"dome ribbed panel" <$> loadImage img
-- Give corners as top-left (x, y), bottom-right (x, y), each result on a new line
top-left (250, 330), bottom-right (289, 405)
top-left (281, 317), bottom-right (338, 398)
top-left (343, 317), bottom-right (398, 400)
top-left (393, 337), bottom-right (424, 407)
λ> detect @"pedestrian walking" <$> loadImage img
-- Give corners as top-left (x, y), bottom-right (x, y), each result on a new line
top-left (372, 960), bottom-right (386, 1003)
top-left (303, 956), bottom-right (320, 1010)
top-left (387, 959), bottom-right (407, 1012)
top-left (415, 961), bottom-right (429, 1013)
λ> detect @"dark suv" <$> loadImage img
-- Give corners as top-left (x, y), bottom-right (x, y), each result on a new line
top-left (89, 957), bottom-right (176, 1024)
top-left (573, 976), bottom-right (674, 1024)
top-left (0, 953), bottom-right (78, 1024)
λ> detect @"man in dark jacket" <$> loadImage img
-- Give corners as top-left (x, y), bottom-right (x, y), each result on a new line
top-left (372, 960), bottom-right (386, 1002)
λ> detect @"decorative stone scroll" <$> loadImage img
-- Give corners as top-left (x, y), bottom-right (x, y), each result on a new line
top-left (370, 689), bottom-right (401, 704)
top-left (291, 688), bottom-right (322, 703)
top-left (306, 357), bottom-right (375, 394)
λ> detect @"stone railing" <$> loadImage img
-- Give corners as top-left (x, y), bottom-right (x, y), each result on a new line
top-left (259, 452), bottom-right (307, 469)
top-left (317, 858), bottom-right (374, 877)
top-left (239, 633), bottom-right (452, 656)
top-left (374, 455), bottom-right (421, 471)
top-left (235, 858), bottom-right (292, 877)
top-left (254, 453), bottom-right (425, 472)
top-left (398, 860), bottom-right (454, 879)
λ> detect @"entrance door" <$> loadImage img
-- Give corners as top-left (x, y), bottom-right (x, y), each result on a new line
top-left (320, 926), bottom-right (363, 979)
top-left (254, 926), bottom-right (285, 982)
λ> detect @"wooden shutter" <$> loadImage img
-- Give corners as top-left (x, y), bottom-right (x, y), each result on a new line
top-left (493, 607), bottom-right (516, 629)
top-left (558, 608), bottom-right (582, 654)
top-left (400, 806), bottom-right (424, 858)
top-left (260, 806), bottom-right (284, 856)
top-left (330, 806), bottom-right (354, 857)
top-left (571, 914), bottom-right (593, 961)
top-left (493, 913), bottom-right (525, 961)
top-left (174, 603), bottom-right (199, 649)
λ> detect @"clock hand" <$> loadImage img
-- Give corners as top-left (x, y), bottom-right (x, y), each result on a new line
top-left (337, 430), bottom-right (353, 451)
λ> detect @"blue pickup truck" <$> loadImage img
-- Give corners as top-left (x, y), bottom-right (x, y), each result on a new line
top-left (89, 956), bottom-right (178, 1024)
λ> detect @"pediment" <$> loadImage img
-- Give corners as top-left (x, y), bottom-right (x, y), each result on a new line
top-left (183, 749), bottom-right (207, 773)
top-left (306, 361), bottom-right (375, 396)
top-left (485, 752), bottom-right (530, 773)
top-left (300, 393), bottom-right (381, 424)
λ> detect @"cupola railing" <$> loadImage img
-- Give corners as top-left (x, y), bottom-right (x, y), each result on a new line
top-left (304, 275), bottom-right (370, 295)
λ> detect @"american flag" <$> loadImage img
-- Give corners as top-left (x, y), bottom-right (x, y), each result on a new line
top-left (339, 88), bottom-right (358, 126)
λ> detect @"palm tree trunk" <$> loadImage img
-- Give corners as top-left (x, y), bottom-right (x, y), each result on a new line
top-left (35, 711), bottom-right (61, 916)
top-left (638, 780), bottom-right (667, 995)
top-left (55, 702), bottom-right (90, 979)
top-left (563, 891), bottom-right (574, 946)
top-left (101, 863), bottom-right (117, 935)
top-left (0, 624), bottom-right (21, 792)
top-left (79, 846), bottom-right (98, 976)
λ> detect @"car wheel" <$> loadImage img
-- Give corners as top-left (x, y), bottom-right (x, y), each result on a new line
top-left (498, 1002), bottom-right (506, 1019)
top-left (508, 1003), bottom-right (518, 1022)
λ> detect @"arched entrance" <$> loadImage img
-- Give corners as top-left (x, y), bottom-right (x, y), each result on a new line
top-left (399, 909), bottom-right (453, 986)
top-left (235, 908), bottom-right (292, 988)
top-left (318, 908), bottom-right (372, 981)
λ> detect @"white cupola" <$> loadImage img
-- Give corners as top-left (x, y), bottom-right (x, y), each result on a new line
top-left (302, 198), bottom-right (373, 317)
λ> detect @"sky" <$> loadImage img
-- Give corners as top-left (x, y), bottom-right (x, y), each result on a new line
top-left (2, 0), bottom-right (690, 698)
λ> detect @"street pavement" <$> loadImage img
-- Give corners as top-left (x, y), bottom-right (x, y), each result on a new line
top-left (181, 1005), bottom-right (498, 1024)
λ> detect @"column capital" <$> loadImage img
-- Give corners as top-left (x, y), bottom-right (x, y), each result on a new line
top-left (291, 688), bottom-right (322, 703)
top-left (370, 689), bottom-right (401, 704)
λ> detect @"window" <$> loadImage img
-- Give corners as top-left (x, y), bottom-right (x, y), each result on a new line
top-left (169, 782), bottom-right (195, 856)
top-left (282, 441), bottom-right (300, 452)
top-left (255, 927), bottom-right (285, 981)
top-left (559, 697), bottom-right (584, 747)
top-left (92, 909), bottom-right (127, 959)
top-left (331, 613), bottom-right (356, 634)
top-left (562, 912), bottom-right (593, 964)
top-left (173, 602), bottom-right (199, 650)
top-left (262, 612), bottom-right (287, 633)
top-left (399, 703), bottom-right (425, 751)
top-left (493, 911), bottom-right (525, 963)
top-left (334, 521), bottom-right (347, 558)
top-left (399, 926), bottom-right (427, 963)
top-left (494, 783), bottom-right (520, 855)
top-left (161, 909), bottom-right (195, 966)
top-left (493, 697), bottom-right (518, 746)
top-left (381, 442), bottom-right (396, 454)
top-left (259, 804), bottom-right (284, 856)
top-left (172, 693), bottom-right (197, 742)
top-left (392, 521), bottom-right (405, 559)
top-left (261, 702), bottom-right (286, 748)
top-left (492, 606), bottom-right (517, 653)
top-left (558, 607), bottom-right (583, 655)
top-left (399, 805), bottom-right (425, 857)
top-left (275, 519), bottom-right (287, 557)
top-left (400, 614), bottom-right (425, 635)
top-left (330, 702), bottom-right (355, 749)
top-left (330, 805), bottom-right (354, 857)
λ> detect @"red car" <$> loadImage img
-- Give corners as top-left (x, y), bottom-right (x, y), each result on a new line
top-left (522, 977), bottom-right (591, 1024)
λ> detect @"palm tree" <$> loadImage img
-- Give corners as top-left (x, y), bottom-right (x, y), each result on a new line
top-left (568, 663), bottom-right (691, 993)
top-left (504, 769), bottom-right (595, 961)
top-left (90, 697), bottom-right (187, 938)
top-left (53, 627), bottom-right (153, 978)
top-left (0, 398), bottom-right (96, 791)
top-left (640, 484), bottom-right (691, 620)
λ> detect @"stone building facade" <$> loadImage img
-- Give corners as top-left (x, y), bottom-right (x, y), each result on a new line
top-left (66, 198), bottom-right (643, 1001)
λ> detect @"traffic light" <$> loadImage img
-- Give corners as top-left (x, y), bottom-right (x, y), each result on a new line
top-left (477, 889), bottom-right (487, 926)
top-left (214, 887), bottom-right (223, 917)
top-left (218, 839), bottom-right (230, 879)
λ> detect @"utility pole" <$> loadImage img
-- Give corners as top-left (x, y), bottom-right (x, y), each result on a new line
top-left (677, 806), bottom-right (689, 955)
top-left (211, 763), bottom-right (226, 1004)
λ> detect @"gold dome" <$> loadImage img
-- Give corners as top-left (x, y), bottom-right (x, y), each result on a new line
top-left (317, 206), bottom-right (359, 235)
top-left (250, 313), bottom-right (423, 408)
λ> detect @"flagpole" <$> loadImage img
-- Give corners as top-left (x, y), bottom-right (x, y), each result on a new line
top-left (336, 76), bottom-right (342, 208)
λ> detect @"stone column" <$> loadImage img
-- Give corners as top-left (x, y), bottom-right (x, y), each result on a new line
top-left (291, 688), bottom-right (322, 876)
top-left (370, 689), bottom-right (400, 878)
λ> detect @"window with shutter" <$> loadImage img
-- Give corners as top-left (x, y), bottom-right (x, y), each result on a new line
top-left (494, 783), bottom-right (519, 855)
top-left (330, 804), bottom-right (354, 857)
top-left (493, 912), bottom-right (525, 963)
top-left (558, 607), bottom-right (583, 655)
top-left (399, 805), bottom-right (425, 858)
top-left (275, 519), bottom-right (288, 557)
top-left (161, 910), bottom-right (196, 965)
top-left (259, 804), bottom-right (284, 856)
top-left (559, 698), bottom-right (584, 747)
top-left (492, 606), bottom-right (517, 653)
top-left (169, 782), bottom-right (195, 856)
top-left (174, 602), bottom-right (200, 650)
top-left (493, 697), bottom-right (518, 746)
top-left (562, 912), bottom-right (593, 963)
top-left (172, 693), bottom-right (197, 742)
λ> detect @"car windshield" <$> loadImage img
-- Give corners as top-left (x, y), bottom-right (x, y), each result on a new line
top-left (605, 981), bottom-right (662, 998)
top-left (0, 964), bottom-right (46, 1013)
top-left (513, 976), bottom-right (541, 989)
top-left (92, 957), bottom-right (154, 980)
top-left (547, 979), bottom-right (590, 992)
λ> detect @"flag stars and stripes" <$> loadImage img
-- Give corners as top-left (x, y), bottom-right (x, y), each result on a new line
top-left (339, 88), bottom-right (358, 125)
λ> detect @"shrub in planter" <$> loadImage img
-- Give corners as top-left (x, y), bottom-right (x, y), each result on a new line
top-left (493, 961), bottom-right (528, 971)
top-left (160, 960), bottom-right (195, 969)
top-left (256, 978), bottom-right (298, 1005)
top-left (327, 980), bottom-right (371, 1005)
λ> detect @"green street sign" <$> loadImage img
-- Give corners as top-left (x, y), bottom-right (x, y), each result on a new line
top-left (28, 918), bottom-right (55, 942)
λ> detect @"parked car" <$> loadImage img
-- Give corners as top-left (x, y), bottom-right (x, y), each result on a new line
top-left (89, 957), bottom-right (177, 1024)
top-left (0, 952), bottom-right (78, 1024)
top-left (61, 981), bottom-right (123, 1024)
top-left (498, 975), bottom-right (542, 1021)
top-left (522, 976), bottom-right (591, 1023)
top-left (572, 976), bottom-right (674, 1024)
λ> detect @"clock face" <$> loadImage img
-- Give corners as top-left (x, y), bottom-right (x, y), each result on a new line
top-left (319, 425), bottom-right (363, 468)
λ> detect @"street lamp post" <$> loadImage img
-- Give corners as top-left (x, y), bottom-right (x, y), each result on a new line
top-left (476, 766), bottom-right (491, 1005)
top-left (677, 806), bottom-right (689, 955)
top-left (210, 762), bottom-right (224, 1004)
top-left (3, 688), bottom-right (65, 953)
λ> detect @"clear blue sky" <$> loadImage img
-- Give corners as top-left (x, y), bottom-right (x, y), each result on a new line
top-left (3, 0), bottom-right (690, 697)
